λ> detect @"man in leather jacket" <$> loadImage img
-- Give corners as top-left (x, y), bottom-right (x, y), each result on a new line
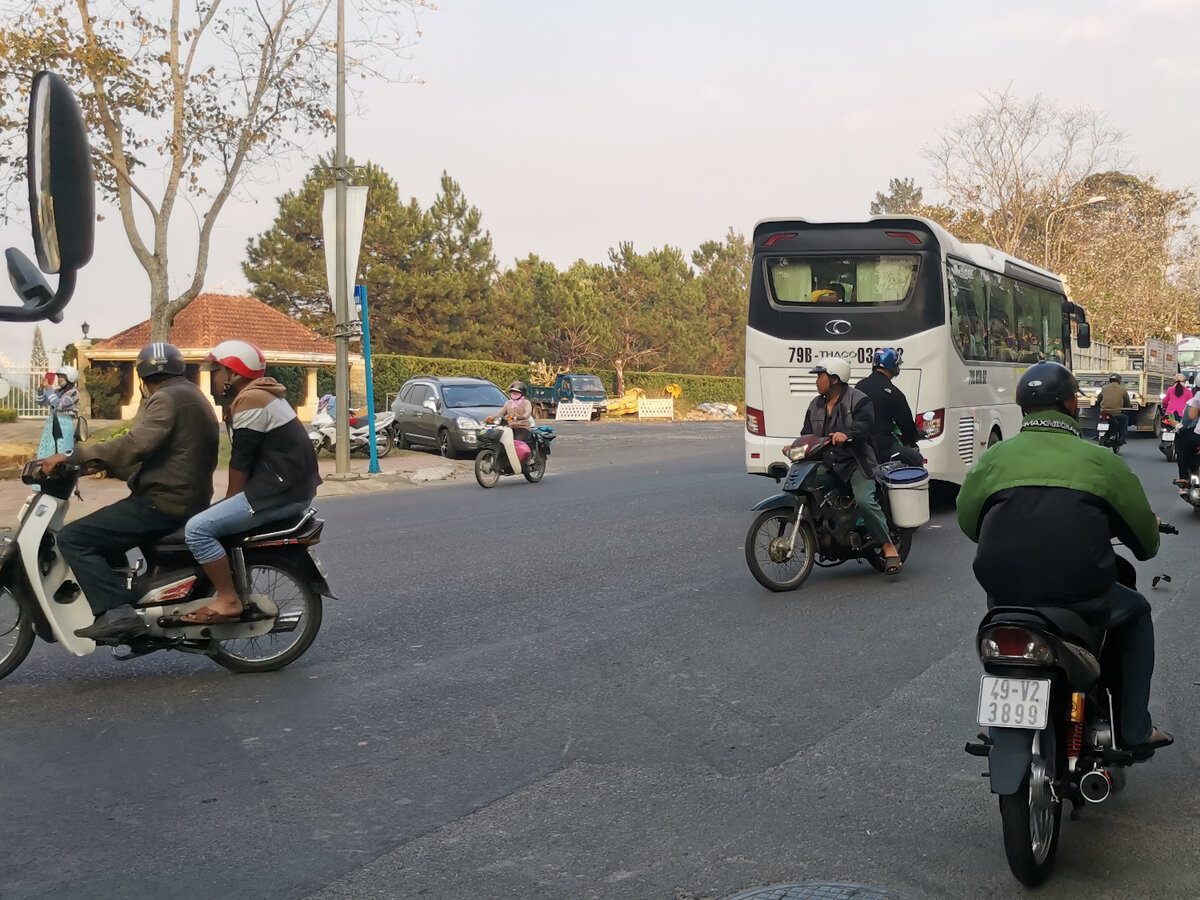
top-left (39, 343), bottom-right (220, 642)
top-left (801, 356), bottom-right (901, 574)
top-left (1098, 372), bottom-right (1130, 443)
top-left (957, 361), bottom-right (1172, 754)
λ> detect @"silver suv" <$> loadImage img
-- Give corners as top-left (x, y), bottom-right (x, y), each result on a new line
top-left (390, 375), bottom-right (507, 458)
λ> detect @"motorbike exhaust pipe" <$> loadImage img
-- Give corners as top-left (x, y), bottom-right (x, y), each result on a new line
top-left (1080, 768), bottom-right (1113, 803)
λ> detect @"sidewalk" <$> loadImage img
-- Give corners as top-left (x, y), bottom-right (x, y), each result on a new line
top-left (0, 419), bottom-right (457, 529)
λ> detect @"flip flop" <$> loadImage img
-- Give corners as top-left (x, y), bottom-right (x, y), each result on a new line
top-left (158, 604), bottom-right (246, 628)
top-left (883, 554), bottom-right (903, 576)
top-left (1128, 727), bottom-right (1174, 755)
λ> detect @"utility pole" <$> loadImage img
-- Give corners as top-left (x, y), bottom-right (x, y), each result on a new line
top-left (331, 0), bottom-right (353, 478)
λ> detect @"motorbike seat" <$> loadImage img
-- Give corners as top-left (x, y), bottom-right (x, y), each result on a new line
top-left (149, 509), bottom-right (317, 553)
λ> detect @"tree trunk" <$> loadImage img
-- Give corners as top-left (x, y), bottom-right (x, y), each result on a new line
top-left (148, 272), bottom-right (173, 342)
top-left (613, 360), bottom-right (625, 398)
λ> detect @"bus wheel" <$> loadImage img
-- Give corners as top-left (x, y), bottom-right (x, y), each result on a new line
top-left (988, 429), bottom-right (1002, 448)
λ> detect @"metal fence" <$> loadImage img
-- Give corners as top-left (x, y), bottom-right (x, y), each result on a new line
top-left (0, 367), bottom-right (51, 418)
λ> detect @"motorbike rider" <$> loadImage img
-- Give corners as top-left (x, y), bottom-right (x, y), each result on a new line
top-left (800, 357), bottom-right (901, 574)
top-left (956, 361), bottom-right (1173, 755)
top-left (494, 381), bottom-right (534, 472)
top-left (1098, 372), bottom-right (1131, 444)
top-left (160, 340), bottom-right (322, 627)
top-left (854, 348), bottom-right (924, 467)
top-left (1163, 373), bottom-right (1190, 424)
top-left (1174, 385), bottom-right (1200, 486)
top-left (38, 343), bottom-right (220, 642)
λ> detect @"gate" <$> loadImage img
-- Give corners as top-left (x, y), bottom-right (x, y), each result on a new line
top-left (0, 367), bottom-right (51, 418)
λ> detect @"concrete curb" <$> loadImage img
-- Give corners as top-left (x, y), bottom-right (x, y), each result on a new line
top-left (316, 462), bottom-right (457, 498)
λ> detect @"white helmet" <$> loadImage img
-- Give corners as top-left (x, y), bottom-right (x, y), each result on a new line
top-left (203, 340), bottom-right (266, 379)
top-left (809, 356), bottom-right (851, 384)
top-left (55, 365), bottom-right (79, 384)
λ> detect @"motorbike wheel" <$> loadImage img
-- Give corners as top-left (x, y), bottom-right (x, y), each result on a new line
top-left (744, 509), bottom-right (816, 592)
top-left (207, 563), bottom-right (322, 674)
top-left (374, 429), bottom-right (392, 459)
top-left (1164, 445), bottom-right (1177, 463)
top-left (0, 583), bottom-right (35, 681)
top-left (475, 448), bottom-right (501, 488)
top-left (523, 449), bottom-right (546, 483)
top-left (866, 527), bottom-right (914, 572)
top-left (998, 727), bottom-right (1061, 887)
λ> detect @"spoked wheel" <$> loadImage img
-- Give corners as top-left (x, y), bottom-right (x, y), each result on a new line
top-left (998, 727), bottom-right (1061, 887)
top-left (523, 449), bottom-right (546, 483)
top-left (207, 563), bottom-right (322, 673)
top-left (0, 583), bottom-right (35, 681)
top-left (867, 527), bottom-right (914, 572)
top-left (744, 509), bottom-right (816, 591)
top-left (475, 448), bottom-right (501, 488)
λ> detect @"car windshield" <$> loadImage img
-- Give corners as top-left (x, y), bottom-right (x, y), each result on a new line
top-left (443, 383), bottom-right (506, 409)
top-left (570, 376), bottom-right (604, 391)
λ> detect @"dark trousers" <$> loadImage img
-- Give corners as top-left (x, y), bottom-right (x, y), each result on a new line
top-left (56, 494), bottom-right (186, 615)
top-left (1177, 428), bottom-right (1199, 479)
top-left (1075, 583), bottom-right (1155, 745)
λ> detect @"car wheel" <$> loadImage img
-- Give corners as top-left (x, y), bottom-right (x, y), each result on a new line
top-left (437, 429), bottom-right (455, 459)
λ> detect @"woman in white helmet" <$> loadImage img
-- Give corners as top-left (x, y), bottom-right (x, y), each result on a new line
top-left (160, 339), bottom-right (322, 626)
top-left (35, 364), bottom-right (81, 458)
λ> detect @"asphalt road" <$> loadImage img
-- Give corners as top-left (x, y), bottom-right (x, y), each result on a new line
top-left (1, 421), bottom-right (1197, 900)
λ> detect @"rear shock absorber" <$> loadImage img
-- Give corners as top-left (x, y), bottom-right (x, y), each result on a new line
top-left (1067, 691), bottom-right (1085, 771)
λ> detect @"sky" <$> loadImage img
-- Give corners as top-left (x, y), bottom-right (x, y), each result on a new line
top-left (1, 0), bottom-right (1198, 369)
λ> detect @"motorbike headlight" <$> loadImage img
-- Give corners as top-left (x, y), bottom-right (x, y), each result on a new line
top-left (455, 416), bottom-right (481, 431)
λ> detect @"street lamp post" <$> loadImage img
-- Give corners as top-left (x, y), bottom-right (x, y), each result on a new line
top-left (1043, 195), bottom-right (1107, 269)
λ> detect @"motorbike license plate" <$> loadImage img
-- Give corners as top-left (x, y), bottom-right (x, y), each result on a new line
top-left (1164, 431), bottom-right (1175, 442)
top-left (1097, 422), bottom-right (1109, 433)
top-left (976, 676), bottom-right (1051, 729)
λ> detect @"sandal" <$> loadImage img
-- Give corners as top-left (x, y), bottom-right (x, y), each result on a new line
top-left (883, 554), bottom-right (903, 576)
top-left (1128, 726), bottom-right (1174, 755)
top-left (158, 602), bottom-right (246, 628)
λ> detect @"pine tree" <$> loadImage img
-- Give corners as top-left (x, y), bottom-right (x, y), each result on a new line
top-left (30, 326), bottom-right (50, 394)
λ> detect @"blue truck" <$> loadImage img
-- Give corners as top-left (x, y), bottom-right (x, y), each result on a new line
top-left (528, 373), bottom-right (608, 420)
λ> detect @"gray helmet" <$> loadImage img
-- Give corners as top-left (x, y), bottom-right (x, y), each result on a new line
top-left (508, 381), bottom-right (527, 395)
top-left (136, 342), bottom-right (186, 380)
top-left (1016, 362), bottom-right (1078, 410)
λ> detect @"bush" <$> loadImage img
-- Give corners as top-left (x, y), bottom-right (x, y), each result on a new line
top-left (85, 365), bottom-right (124, 419)
top-left (0, 407), bottom-right (17, 423)
top-left (264, 365), bottom-right (307, 408)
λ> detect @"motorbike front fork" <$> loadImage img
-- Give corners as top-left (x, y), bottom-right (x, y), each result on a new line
top-left (780, 501), bottom-right (806, 552)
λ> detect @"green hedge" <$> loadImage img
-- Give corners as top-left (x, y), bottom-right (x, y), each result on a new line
top-left (0, 407), bottom-right (17, 423)
top-left (365, 354), bottom-right (744, 408)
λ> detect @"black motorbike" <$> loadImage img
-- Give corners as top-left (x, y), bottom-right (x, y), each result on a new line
top-left (964, 524), bottom-right (1176, 887)
top-left (1159, 416), bottom-right (1177, 463)
top-left (474, 420), bottom-right (556, 488)
top-left (744, 435), bottom-right (926, 591)
top-left (1095, 412), bottom-right (1123, 453)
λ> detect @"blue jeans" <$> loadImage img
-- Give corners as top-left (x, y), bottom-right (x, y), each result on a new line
top-left (185, 494), bottom-right (312, 565)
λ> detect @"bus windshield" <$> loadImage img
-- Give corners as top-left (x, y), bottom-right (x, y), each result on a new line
top-left (766, 255), bottom-right (920, 307)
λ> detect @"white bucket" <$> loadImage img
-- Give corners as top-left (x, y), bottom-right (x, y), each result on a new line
top-left (884, 467), bottom-right (930, 528)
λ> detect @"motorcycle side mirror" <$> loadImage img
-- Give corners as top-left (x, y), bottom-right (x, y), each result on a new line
top-left (0, 71), bottom-right (95, 322)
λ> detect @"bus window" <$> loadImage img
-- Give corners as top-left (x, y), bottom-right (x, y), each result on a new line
top-left (1013, 282), bottom-right (1043, 363)
top-left (766, 255), bottom-right (919, 306)
top-left (984, 273), bottom-right (1017, 362)
top-left (948, 260), bottom-right (987, 360)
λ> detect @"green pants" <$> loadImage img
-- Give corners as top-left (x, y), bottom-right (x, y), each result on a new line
top-left (817, 468), bottom-right (892, 547)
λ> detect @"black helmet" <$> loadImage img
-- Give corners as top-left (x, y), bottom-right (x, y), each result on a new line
top-left (1016, 362), bottom-right (1078, 410)
top-left (1109, 373), bottom-right (1121, 383)
top-left (136, 342), bottom-right (186, 380)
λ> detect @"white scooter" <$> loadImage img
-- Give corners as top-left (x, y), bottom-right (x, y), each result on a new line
top-left (308, 407), bottom-right (394, 458)
top-left (0, 462), bottom-right (331, 680)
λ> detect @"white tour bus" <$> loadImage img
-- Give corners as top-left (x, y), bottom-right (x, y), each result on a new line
top-left (744, 216), bottom-right (1090, 484)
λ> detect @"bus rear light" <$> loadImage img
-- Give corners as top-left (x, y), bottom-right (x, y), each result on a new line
top-left (763, 233), bottom-right (797, 247)
top-left (885, 231), bottom-right (923, 245)
top-left (916, 408), bottom-right (944, 439)
top-left (746, 407), bottom-right (765, 435)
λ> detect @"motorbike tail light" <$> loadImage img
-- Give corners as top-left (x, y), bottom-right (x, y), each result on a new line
top-left (746, 406), bottom-right (765, 435)
top-left (916, 408), bottom-right (944, 439)
top-left (979, 626), bottom-right (1055, 664)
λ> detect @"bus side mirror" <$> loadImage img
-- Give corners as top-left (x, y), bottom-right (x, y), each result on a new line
top-left (1076, 322), bottom-right (1092, 350)
top-left (0, 71), bottom-right (95, 322)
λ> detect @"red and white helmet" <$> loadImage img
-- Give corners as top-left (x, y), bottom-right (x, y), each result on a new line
top-left (204, 340), bottom-right (266, 379)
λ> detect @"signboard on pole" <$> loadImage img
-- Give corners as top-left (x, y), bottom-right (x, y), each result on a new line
top-left (322, 185), bottom-right (368, 311)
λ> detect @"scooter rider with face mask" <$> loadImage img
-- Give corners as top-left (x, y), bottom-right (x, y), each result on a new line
top-left (801, 356), bottom-right (902, 575)
top-left (160, 340), bottom-right (322, 626)
top-left (495, 381), bottom-right (534, 473)
top-left (38, 343), bottom-right (220, 642)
